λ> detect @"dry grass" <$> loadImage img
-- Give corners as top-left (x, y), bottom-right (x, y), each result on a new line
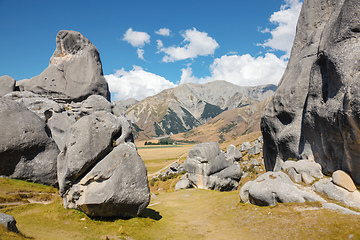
top-left (136, 143), bottom-right (194, 175)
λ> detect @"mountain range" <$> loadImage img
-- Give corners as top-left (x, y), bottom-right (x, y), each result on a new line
top-left (120, 80), bottom-right (277, 141)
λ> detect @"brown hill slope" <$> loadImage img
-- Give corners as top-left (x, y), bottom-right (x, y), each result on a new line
top-left (170, 98), bottom-right (271, 144)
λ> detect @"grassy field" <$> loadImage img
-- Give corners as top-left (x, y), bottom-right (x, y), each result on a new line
top-left (1, 178), bottom-right (360, 240)
top-left (136, 143), bottom-right (195, 176)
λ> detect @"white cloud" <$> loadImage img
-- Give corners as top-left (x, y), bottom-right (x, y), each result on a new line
top-left (180, 53), bottom-right (287, 86)
top-left (180, 67), bottom-right (201, 85)
top-left (105, 66), bottom-right (176, 101)
top-left (159, 28), bottom-right (219, 62)
top-left (156, 39), bottom-right (164, 49)
top-left (155, 28), bottom-right (171, 37)
top-left (123, 28), bottom-right (150, 48)
top-left (137, 48), bottom-right (145, 60)
top-left (259, 0), bottom-right (302, 58)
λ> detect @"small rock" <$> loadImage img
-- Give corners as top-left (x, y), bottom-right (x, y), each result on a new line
top-left (0, 213), bottom-right (18, 232)
top-left (226, 144), bottom-right (242, 161)
top-left (332, 170), bottom-right (357, 192)
top-left (175, 179), bottom-right (192, 191)
top-left (248, 143), bottom-right (261, 155)
top-left (240, 142), bottom-right (252, 152)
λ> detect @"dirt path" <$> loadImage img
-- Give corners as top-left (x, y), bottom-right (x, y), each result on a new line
top-left (148, 153), bottom-right (187, 177)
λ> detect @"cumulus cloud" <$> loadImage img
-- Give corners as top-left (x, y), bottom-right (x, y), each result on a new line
top-left (155, 28), bottom-right (171, 37)
top-left (180, 67), bottom-right (201, 85)
top-left (259, 0), bottom-right (303, 58)
top-left (156, 39), bottom-right (164, 49)
top-left (159, 28), bottom-right (219, 62)
top-left (137, 48), bottom-right (145, 60)
top-left (105, 66), bottom-right (176, 101)
top-left (180, 53), bottom-right (287, 86)
top-left (123, 28), bottom-right (150, 47)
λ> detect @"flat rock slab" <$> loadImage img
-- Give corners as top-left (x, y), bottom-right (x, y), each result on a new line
top-left (332, 170), bottom-right (357, 192)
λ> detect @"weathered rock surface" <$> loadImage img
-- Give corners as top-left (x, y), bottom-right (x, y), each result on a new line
top-left (226, 144), bottom-right (242, 161)
top-left (0, 98), bottom-right (59, 185)
top-left (57, 111), bottom-right (129, 195)
top-left (63, 143), bottom-right (150, 218)
top-left (240, 142), bottom-right (251, 152)
top-left (182, 142), bottom-right (241, 191)
top-left (0, 75), bottom-right (15, 97)
top-left (261, 0), bottom-right (360, 185)
top-left (332, 170), bottom-right (357, 192)
top-left (0, 213), bottom-right (18, 232)
top-left (18, 30), bottom-right (110, 103)
top-left (281, 160), bottom-right (323, 184)
top-left (239, 171), bottom-right (323, 206)
top-left (314, 178), bottom-right (360, 209)
top-left (248, 142), bottom-right (261, 155)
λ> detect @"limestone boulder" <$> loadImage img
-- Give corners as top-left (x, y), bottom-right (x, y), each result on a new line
top-left (63, 143), bottom-right (150, 218)
top-left (0, 213), bottom-right (18, 232)
top-left (57, 111), bottom-right (126, 195)
top-left (240, 142), bottom-right (251, 152)
top-left (261, 0), bottom-right (360, 185)
top-left (313, 178), bottom-right (360, 209)
top-left (332, 170), bottom-right (357, 192)
top-left (0, 75), bottom-right (15, 97)
top-left (0, 98), bottom-right (59, 185)
top-left (183, 142), bottom-right (241, 191)
top-left (18, 30), bottom-right (110, 103)
top-left (226, 144), bottom-right (242, 161)
top-left (239, 171), bottom-right (323, 206)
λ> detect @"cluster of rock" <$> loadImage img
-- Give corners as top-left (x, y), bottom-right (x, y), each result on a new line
top-left (0, 30), bottom-right (150, 218)
top-left (175, 142), bottom-right (242, 191)
top-left (261, 0), bottom-right (360, 186)
top-left (239, 136), bottom-right (263, 155)
top-left (240, 159), bottom-right (360, 211)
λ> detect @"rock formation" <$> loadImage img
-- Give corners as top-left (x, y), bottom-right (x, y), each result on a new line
top-left (239, 171), bottom-right (323, 206)
top-left (261, 0), bottom-right (360, 185)
top-left (177, 142), bottom-right (241, 191)
top-left (0, 30), bottom-right (150, 218)
top-left (18, 30), bottom-right (110, 102)
top-left (0, 97), bottom-right (59, 185)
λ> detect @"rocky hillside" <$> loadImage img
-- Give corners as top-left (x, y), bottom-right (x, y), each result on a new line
top-left (171, 98), bottom-right (270, 143)
top-left (126, 80), bottom-right (276, 140)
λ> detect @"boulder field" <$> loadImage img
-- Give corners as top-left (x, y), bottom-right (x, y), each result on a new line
top-left (0, 30), bottom-right (150, 218)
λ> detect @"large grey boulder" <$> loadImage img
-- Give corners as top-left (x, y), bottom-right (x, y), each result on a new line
top-left (183, 142), bottom-right (241, 191)
top-left (239, 171), bottom-right (323, 206)
top-left (0, 75), bottom-right (15, 97)
top-left (18, 30), bottom-right (110, 103)
top-left (58, 111), bottom-right (149, 218)
top-left (63, 142), bottom-right (150, 218)
top-left (0, 98), bottom-right (59, 185)
top-left (0, 213), bottom-right (18, 232)
top-left (57, 111), bottom-right (127, 195)
top-left (261, 0), bottom-right (360, 185)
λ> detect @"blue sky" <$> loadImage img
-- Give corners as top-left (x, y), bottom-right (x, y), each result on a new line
top-left (0, 0), bottom-right (302, 101)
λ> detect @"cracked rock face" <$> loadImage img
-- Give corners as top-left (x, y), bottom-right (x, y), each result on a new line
top-left (183, 142), bottom-right (241, 191)
top-left (58, 111), bottom-right (150, 218)
top-left (18, 30), bottom-right (110, 103)
top-left (261, 0), bottom-right (360, 184)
